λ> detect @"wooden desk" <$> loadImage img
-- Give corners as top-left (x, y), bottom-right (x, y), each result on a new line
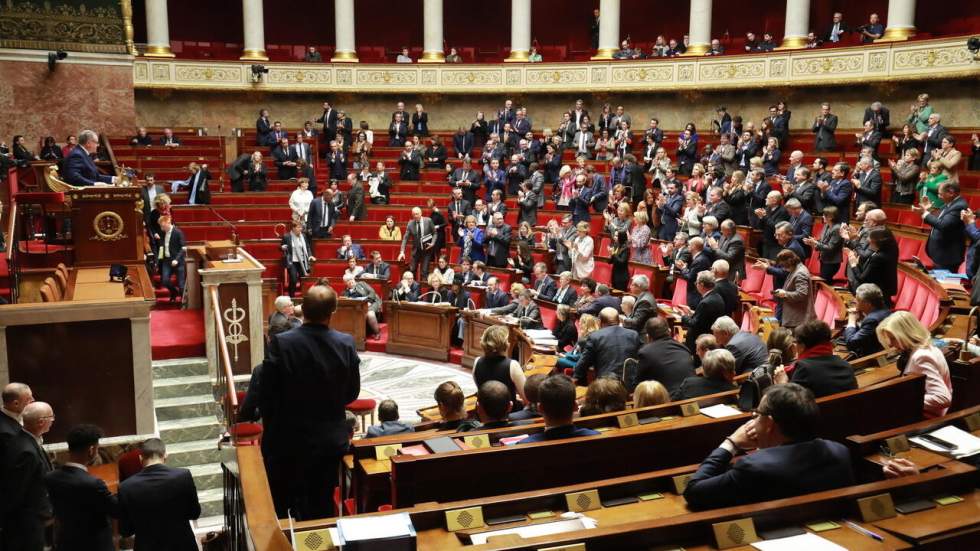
top-left (461, 311), bottom-right (532, 368)
top-left (384, 301), bottom-right (457, 361)
top-left (332, 297), bottom-right (368, 351)
top-left (64, 265), bottom-right (155, 302)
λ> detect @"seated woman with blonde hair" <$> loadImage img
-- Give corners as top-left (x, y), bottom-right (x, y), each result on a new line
top-left (876, 310), bottom-right (952, 418)
top-left (473, 325), bottom-right (527, 411)
top-left (633, 380), bottom-right (670, 408)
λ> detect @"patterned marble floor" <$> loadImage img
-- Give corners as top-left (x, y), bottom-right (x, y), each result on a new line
top-left (357, 352), bottom-right (476, 423)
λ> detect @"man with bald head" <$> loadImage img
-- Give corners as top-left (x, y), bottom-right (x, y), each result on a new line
top-left (842, 206), bottom-right (886, 260)
top-left (1, 384), bottom-right (49, 550)
top-left (398, 206), bottom-right (436, 279)
top-left (573, 307), bottom-right (642, 385)
top-left (258, 284), bottom-right (361, 520)
top-left (22, 401), bottom-right (54, 450)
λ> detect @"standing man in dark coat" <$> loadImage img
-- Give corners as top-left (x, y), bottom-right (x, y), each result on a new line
top-left (632, 318), bottom-right (695, 392)
top-left (1, 383), bottom-right (49, 551)
top-left (315, 101), bottom-right (338, 143)
top-left (259, 285), bottom-right (361, 520)
top-left (678, 271), bottom-right (727, 354)
top-left (399, 206), bottom-right (437, 280)
top-left (919, 181), bottom-right (968, 272)
top-left (44, 424), bottom-right (118, 551)
top-left (811, 102), bottom-right (838, 152)
top-left (118, 438), bottom-right (200, 551)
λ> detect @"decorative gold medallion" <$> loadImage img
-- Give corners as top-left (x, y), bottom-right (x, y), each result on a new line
top-left (92, 211), bottom-right (125, 241)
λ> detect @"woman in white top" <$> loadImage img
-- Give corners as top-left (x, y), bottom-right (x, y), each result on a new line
top-left (682, 191), bottom-right (703, 235)
top-left (343, 256), bottom-right (364, 280)
top-left (876, 310), bottom-right (953, 418)
top-left (288, 178), bottom-right (313, 223)
top-left (431, 255), bottom-right (455, 285)
top-left (568, 221), bottom-right (595, 280)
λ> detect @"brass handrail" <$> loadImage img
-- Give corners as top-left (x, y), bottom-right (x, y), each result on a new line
top-left (209, 285), bottom-right (238, 427)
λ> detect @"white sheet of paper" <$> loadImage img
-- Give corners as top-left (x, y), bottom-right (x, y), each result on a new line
top-left (750, 532), bottom-right (847, 551)
top-left (468, 517), bottom-right (596, 545)
top-left (336, 512), bottom-right (415, 542)
top-left (699, 403), bottom-right (743, 418)
top-left (910, 425), bottom-right (980, 458)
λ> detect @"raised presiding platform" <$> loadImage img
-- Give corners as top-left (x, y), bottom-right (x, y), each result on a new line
top-left (132, 36), bottom-right (980, 93)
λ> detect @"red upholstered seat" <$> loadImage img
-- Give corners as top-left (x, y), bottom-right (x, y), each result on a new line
top-left (909, 285), bottom-right (930, 319)
top-left (347, 399), bottom-right (376, 413)
top-left (921, 295), bottom-right (940, 327)
top-left (229, 422), bottom-right (263, 445)
top-left (117, 449), bottom-right (143, 482)
top-left (894, 279), bottom-right (917, 311)
top-left (538, 302), bottom-right (557, 330)
top-left (898, 237), bottom-right (921, 261)
top-left (591, 262), bottom-right (612, 287)
top-left (741, 264), bottom-right (765, 294)
top-left (669, 278), bottom-right (687, 307)
top-left (649, 244), bottom-right (665, 265)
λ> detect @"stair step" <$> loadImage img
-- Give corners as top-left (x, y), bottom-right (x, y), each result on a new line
top-left (198, 487), bottom-right (225, 518)
top-left (166, 439), bottom-right (221, 468)
top-left (154, 374), bottom-right (213, 400)
top-left (188, 462), bottom-right (224, 492)
top-left (159, 415), bottom-right (224, 444)
top-left (155, 394), bottom-right (220, 422)
top-left (153, 357), bottom-right (209, 379)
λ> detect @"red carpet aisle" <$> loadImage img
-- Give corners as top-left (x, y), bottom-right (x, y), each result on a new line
top-left (151, 307), bottom-right (206, 360)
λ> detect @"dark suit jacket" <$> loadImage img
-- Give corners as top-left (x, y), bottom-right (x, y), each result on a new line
top-left (811, 114), bottom-right (838, 150)
top-left (118, 464), bottom-right (200, 551)
top-left (485, 223), bottom-right (512, 266)
top-left (791, 354), bottom-right (858, 398)
top-left (715, 279), bottom-right (739, 318)
top-left (0, 417), bottom-right (48, 550)
top-left (186, 168), bottom-right (211, 205)
top-left (684, 438), bottom-right (854, 510)
top-left (681, 251), bottom-right (715, 308)
top-left (532, 276), bottom-right (557, 301)
top-left (822, 179), bottom-right (853, 223)
top-left (621, 292), bottom-right (655, 331)
top-left (64, 146), bottom-right (113, 186)
top-left (485, 289), bottom-right (510, 309)
top-left (347, 181), bottom-right (367, 220)
top-left (842, 308), bottom-right (890, 358)
top-left (670, 375), bottom-right (737, 401)
top-left (453, 132), bottom-right (475, 158)
top-left (256, 117), bottom-right (274, 145)
top-left (159, 135), bottom-right (181, 147)
top-left (714, 233), bottom-right (746, 280)
top-left (847, 248), bottom-right (898, 301)
top-left (259, 324), bottom-right (361, 461)
top-left (307, 197), bottom-right (337, 235)
top-left (726, 331), bottom-right (769, 374)
top-left (158, 227), bottom-right (186, 263)
top-left (45, 465), bottom-right (118, 551)
top-left (550, 285), bottom-right (577, 306)
top-left (363, 261), bottom-right (391, 281)
top-left (634, 338), bottom-right (695, 392)
top-left (573, 325), bottom-right (642, 383)
top-left (924, 196), bottom-right (968, 269)
top-left (682, 290), bottom-right (726, 353)
top-left (853, 169), bottom-right (883, 206)
top-left (578, 294), bottom-right (622, 316)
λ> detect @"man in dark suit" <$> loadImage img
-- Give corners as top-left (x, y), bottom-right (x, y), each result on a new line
top-left (118, 438), bottom-right (200, 551)
top-left (281, 221), bottom-right (316, 297)
top-left (528, 262), bottom-right (557, 301)
top-left (863, 101), bottom-right (890, 135)
top-left (259, 285), bottom-right (360, 520)
top-left (315, 101), bottom-right (338, 142)
top-left (513, 291), bottom-right (543, 329)
top-left (756, 191), bottom-right (791, 260)
top-left (633, 318), bottom-right (695, 392)
top-left (485, 213), bottom-right (512, 268)
top-left (453, 128), bottom-right (475, 159)
top-left (269, 122), bottom-right (288, 147)
top-left (139, 175), bottom-right (165, 226)
top-left (657, 181), bottom-right (684, 240)
top-left (399, 206), bottom-right (437, 280)
top-left (447, 187), bottom-right (472, 237)
top-left (842, 283), bottom-right (890, 358)
top-left (363, 251), bottom-right (391, 281)
top-left (307, 189), bottom-right (337, 238)
top-left (156, 216), bottom-right (186, 302)
top-left (573, 307), bottom-right (642, 384)
top-left (811, 103), bottom-right (838, 152)
top-left (817, 163), bottom-right (853, 223)
top-left (918, 113), bottom-right (947, 158)
top-left (704, 187), bottom-right (731, 223)
top-left (256, 109), bottom-right (274, 145)
top-left (785, 198), bottom-right (814, 259)
top-left (451, 160), bottom-right (483, 205)
top-left (326, 141), bottom-right (347, 181)
top-left (389, 113), bottom-right (409, 147)
top-left (625, 154), bottom-right (647, 204)
top-left (519, 375), bottom-right (600, 444)
top-left (684, 383), bottom-right (854, 509)
top-left (550, 272), bottom-right (578, 306)
top-left (920, 181), bottom-right (968, 271)
top-left (272, 137), bottom-right (297, 180)
top-left (292, 133), bottom-right (314, 167)
top-left (709, 221), bottom-right (745, 281)
top-left (678, 271), bottom-right (727, 354)
top-left (711, 316), bottom-right (769, 374)
top-left (159, 128), bottom-right (181, 147)
top-left (671, 348), bottom-right (739, 401)
top-left (712, 260), bottom-right (739, 318)
top-left (1, 383), bottom-right (50, 551)
top-left (579, 284), bottom-right (622, 316)
top-left (620, 275), bottom-right (656, 331)
top-left (45, 424), bottom-right (118, 550)
top-left (675, 237), bottom-right (714, 309)
top-left (852, 157), bottom-right (882, 207)
top-left (825, 11), bottom-right (848, 43)
top-left (746, 170), bottom-right (771, 227)
top-left (63, 130), bottom-right (116, 187)
top-left (484, 277), bottom-right (510, 309)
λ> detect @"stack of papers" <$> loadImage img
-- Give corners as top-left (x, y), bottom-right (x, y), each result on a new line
top-left (468, 517), bottom-right (597, 545)
top-left (336, 512), bottom-right (416, 544)
top-left (910, 425), bottom-right (980, 459)
top-left (525, 329), bottom-right (559, 348)
top-left (699, 404), bottom-right (743, 418)
top-left (751, 533), bottom-right (846, 550)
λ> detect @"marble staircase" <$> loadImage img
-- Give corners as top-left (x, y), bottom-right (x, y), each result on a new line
top-left (152, 357), bottom-right (244, 526)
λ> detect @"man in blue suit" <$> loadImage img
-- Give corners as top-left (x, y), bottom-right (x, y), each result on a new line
top-left (841, 283), bottom-right (890, 358)
top-left (63, 130), bottom-right (117, 187)
top-left (657, 181), bottom-right (684, 240)
top-left (919, 181), bottom-right (968, 272)
top-left (817, 163), bottom-right (853, 223)
top-left (684, 383), bottom-right (854, 510)
top-left (118, 438), bottom-right (201, 551)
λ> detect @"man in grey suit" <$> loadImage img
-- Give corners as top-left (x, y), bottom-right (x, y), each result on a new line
top-left (574, 308), bottom-right (642, 384)
top-left (573, 124), bottom-right (595, 159)
top-left (811, 102), bottom-right (838, 152)
top-left (512, 290), bottom-right (543, 329)
top-left (398, 206), bottom-right (436, 280)
top-left (708, 220), bottom-right (745, 281)
top-left (620, 274), bottom-right (656, 331)
top-left (711, 316), bottom-right (769, 374)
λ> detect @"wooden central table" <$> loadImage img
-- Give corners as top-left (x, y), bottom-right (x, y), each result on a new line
top-left (384, 301), bottom-right (457, 361)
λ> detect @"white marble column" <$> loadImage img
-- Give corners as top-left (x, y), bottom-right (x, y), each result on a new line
top-left (592, 0), bottom-right (620, 60)
top-left (505, 0), bottom-right (532, 62)
top-left (685, 0), bottom-right (712, 55)
top-left (143, 0), bottom-right (174, 57)
top-left (881, 0), bottom-right (917, 41)
top-left (331, 0), bottom-right (359, 62)
top-left (420, 0), bottom-right (445, 62)
top-left (240, 0), bottom-right (267, 61)
top-left (781, 0), bottom-right (810, 49)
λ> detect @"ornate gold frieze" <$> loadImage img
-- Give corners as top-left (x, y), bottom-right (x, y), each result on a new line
top-left (132, 36), bottom-right (980, 94)
top-left (0, 0), bottom-right (127, 53)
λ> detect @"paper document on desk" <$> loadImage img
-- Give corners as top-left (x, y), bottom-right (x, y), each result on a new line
top-left (699, 404), bottom-right (743, 418)
top-left (750, 532), bottom-right (846, 550)
top-left (468, 517), bottom-right (597, 545)
top-left (336, 512), bottom-right (416, 543)
top-left (910, 425), bottom-right (980, 459)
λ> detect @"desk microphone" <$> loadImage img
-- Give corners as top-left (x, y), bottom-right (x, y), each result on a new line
top-left (417, 291), bottom-right (440, 303)
top-left (207, 206), bottom-right (241, 252)
top-left (466, 298), bottom-right (477, 311)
